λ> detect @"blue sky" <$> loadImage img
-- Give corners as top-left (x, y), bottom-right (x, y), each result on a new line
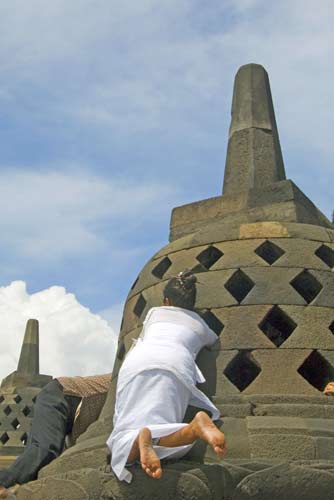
top-left (0, 0), bottom-right (333, 343)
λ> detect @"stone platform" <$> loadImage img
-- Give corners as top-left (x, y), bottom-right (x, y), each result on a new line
top-left (15, 459), bottom-right (334, 500)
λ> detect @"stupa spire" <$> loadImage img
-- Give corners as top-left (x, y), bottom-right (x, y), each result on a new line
top-left (223, 63), bottom-right (286, 194)
top-left (17, 319), bottom-right (39, 376)
top-left (1, 319), bottom-right (51, 390)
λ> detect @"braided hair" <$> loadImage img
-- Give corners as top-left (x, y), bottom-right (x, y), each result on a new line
top-left (163, 270), bottom-right (197, 310)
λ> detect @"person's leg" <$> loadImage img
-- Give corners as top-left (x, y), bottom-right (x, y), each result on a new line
top-left (159, 411), bottom-right (226, 455)
top-left (0, 380), bottom-right (71, 490)
top-left (127, 411), bottom-right (226, 479)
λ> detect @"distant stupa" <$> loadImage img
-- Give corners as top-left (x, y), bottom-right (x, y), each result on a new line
top-left (0, 320), bottom-right (52, 468)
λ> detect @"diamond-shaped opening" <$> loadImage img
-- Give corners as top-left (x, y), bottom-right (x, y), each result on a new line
top-left (315, 245), bottom-right (334, 269)
top-left (298, 350), bottom-right (334, 391)
top-left (130, 276), bottom-right (139, 290)
top-left (259, 306), bottom-right (297, 347)
top-left (225, 270), bottom-right (255, 303)
top-left (200, 310), bottom-right (224, 336)
top-left (14, 394), bottom-right (22, 404)
top-left (196, 246), bottom-right (223, 270)
top-left (117, 342), bottom-right (126, 361)
top-left (0, 395), bottom-right (4, 404)
top-left (22, 406), bottom-right (31, 417)
top-left (255, 240), bottom-right (285, 265)
top-left (329, 321), bottom-right (334, 335)
top-left (152, 257), bottom-right (172, 279)
top-left (133, 294), bottom-right (147, 318)
top-left (0, 432), bottom-right (9, 445)
top-left (290, 270), bottom-right (322, 304)
top-left (21, 432), bottom-right (28, 445)
top-left (11, 418), bottom-right (20, 430)
top-left (3, 405), bottom-right (12, 416)
top-left (224, 351), bottom-right (261, 392)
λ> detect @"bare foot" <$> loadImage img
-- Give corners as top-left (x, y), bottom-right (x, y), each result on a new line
top-left (138, 427), bottom-right (162, 479)
top-left (192, 411), bottom-right (227, 457)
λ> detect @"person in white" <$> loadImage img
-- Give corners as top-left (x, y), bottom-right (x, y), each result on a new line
top-left (107, 271), bottom-right (227, 482)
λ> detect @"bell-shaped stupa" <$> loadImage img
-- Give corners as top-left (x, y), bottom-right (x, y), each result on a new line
top-left (110, 63), bottom-right (334, 464)
top-left (0, 320), bottom-right (52, 468)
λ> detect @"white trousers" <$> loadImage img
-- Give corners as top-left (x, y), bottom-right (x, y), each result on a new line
top-left (107, 369), bottom-right (195, 483)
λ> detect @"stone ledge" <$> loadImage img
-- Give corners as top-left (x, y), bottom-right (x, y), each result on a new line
top-left (14, 460), bottom-right (334, 500)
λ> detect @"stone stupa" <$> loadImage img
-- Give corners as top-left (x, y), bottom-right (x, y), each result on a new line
top-left (16, 64), bottom-right (334, 499)
top-left (0, 320), bottom-right (52, 469)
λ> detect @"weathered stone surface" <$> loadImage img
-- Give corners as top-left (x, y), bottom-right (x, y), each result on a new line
top-left (211, 350), bottom-right (241, 397)
top-left (195, 270), bottom-right (239, 309)
top-left (315, 438), bottom-right (334, 459)
top-left (243, 349), bottom-right (317, 395)
top-left (281, 306), bottom-right (334, 349)
top-left (239, 221), bottom-right (332, 242)
top-left (0, 321), bottom-right (52, 463)
top-left (250, 433), bottom-right (316, 460)
top-left (170, 180), bottom-right (332, 241)
top-left (14, 461), bottom-right (334, 500)
top-left (252, 402), bottom-right (334, 419)
top-left (218, 418), bottom-right (251, 459)
top-left (309, 269), bottom-right (334, 307)
top-left (39, 447), bottom-right (107, 477)
top-left (211, 306), bottom-right (277, 349)
top-left (233, 462), bottom-right (334, 500)
top-left (223, 64), bottom-right (285, 195)
top-left (241, 267), bottom-right (308, 305)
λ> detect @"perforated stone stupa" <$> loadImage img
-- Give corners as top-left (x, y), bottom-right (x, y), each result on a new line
top-left (15, 64), bottom-right (334, 499)
top-left (0, 320), bottom-right (51, 469)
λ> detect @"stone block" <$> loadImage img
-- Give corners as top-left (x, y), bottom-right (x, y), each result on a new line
top-left (211, 305), bottom-right (276, 349)
top-left (246, 415), bottom-right (307, 434)
top-left (218, 417), bottom-right (251, 459)
top-left (196, 270), bottom-right (238, 308)
top-left (211, 240), bottom-right (268, 270)
top-left (249, 433), bottom-right (315, 460)
top-left (253, 403), bottom-right (334, 419)
top-left (166, 245), bottom-right (209, 276)
top-left (268, 238), bottom-right (333, 270)
top-left (315, 437), bottom-right (334, 459)
top-left (242, 267), bottom-right (307, 305)
top-left (214, 350), bottom-right (241, 397)
top-left (280, 306), bottom-right (334, 349)
top-left (304, 418), bottom-right (334, 437)
top-left (309, 269), bottom-right (334, 307)
top-left (189, 222), bottom-right (240, 247)
top-left (218, 403), bottom-right (253, 418)
top-left (233, 462), bottom-right (334, 500)
top-left (120, 294), bottom-right (143, 335)
top-left (39, 448), bottom-right (107, 477)
top-left (239, 221), bottom-right (330, 242)
top-left (243, 349), bottom-right (317, 395)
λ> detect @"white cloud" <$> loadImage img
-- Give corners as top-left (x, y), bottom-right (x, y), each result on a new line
top-left (0, 280), bottom-right (117, 380)
top-left (0, 168), bottom-right (177, 261)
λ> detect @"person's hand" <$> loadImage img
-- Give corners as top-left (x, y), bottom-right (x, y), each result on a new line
top-left (323, 382), bottom-right (334, 396)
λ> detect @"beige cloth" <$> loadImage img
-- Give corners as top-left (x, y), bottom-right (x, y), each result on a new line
top-left (57, 373), bottom-right (112, 444)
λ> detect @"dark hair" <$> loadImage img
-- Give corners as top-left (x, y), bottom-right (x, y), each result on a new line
top-left (163, 270), bottom-right (197, 310)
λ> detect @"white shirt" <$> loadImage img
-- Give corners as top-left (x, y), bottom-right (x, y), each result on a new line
top-left (116, 306), bottom-right (220, 420)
